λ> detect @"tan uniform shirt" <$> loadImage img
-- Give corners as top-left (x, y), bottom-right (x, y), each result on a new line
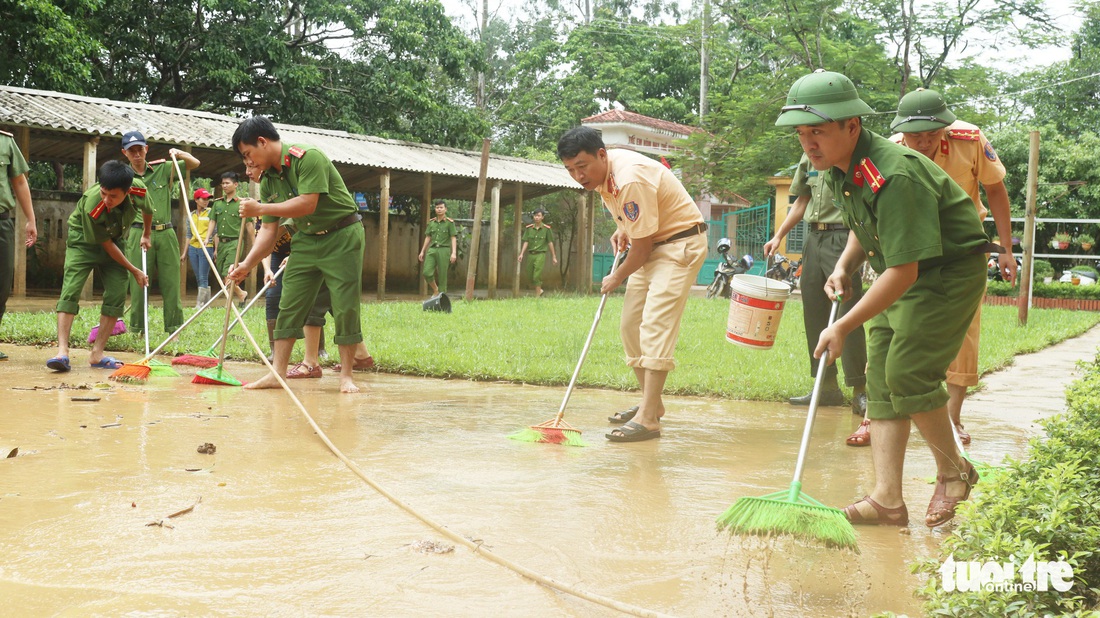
top-left (596, 149), bottom-right (703, 241)
top-left (891, 119), bottom-right (1006, 221)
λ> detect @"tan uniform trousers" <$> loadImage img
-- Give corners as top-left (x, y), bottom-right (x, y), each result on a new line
top-left (620, 233), bottom-right (707, 372)
top-left (946, 298), bottom-right (982, 387)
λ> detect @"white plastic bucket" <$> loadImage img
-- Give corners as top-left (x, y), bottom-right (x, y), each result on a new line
top-left (726, 274), bottom-right (791, 350)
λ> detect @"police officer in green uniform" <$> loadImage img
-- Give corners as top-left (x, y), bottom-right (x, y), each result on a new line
top-left (209, 171), bottom-right (254, 304)
top-left (517, 208), bottom-right (558, 297)
top-left (776, 70), bottom-right (991, 528)
top-left (765, 153), bottom-right (867, 414)
top-left (0, 130), bottom-right (37, 362)
top-left (47, 161), bottom-right (152, 372)
top-left (417, 200), bottom-right (457, 296)
top-left (229, 116), bottom-right (366, 394)
top-left (120, 131), bottom-right (200, 334)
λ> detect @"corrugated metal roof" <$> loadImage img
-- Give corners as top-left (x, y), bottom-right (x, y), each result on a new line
top-left (0, 85), bottom-right (581, 198)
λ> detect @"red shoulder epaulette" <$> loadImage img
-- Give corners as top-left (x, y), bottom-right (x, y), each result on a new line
top-left (89, 200), bottom-right (107, 219)
top-left (446, 217), bottom-right (454, 222)
top-left (0, 129), bottom-right (12, 138)
top-left (525, 223), bottom-right (534, 228)
top-left (288, 146), bottom-right (306, 159)
top-left (854, 157), bottom-right (886, 194)
top-left (947, 129), bottom-right (981, 142)
top-left (544, 224), bottom-right (552, 228)
top-left (129, 186), bottom-right (147, 197)
top-left (148, 159), bottom-right (166, 165)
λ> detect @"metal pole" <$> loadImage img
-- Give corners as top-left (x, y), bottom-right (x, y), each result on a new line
top-left (1019, 130), bottom-right (1039, 326)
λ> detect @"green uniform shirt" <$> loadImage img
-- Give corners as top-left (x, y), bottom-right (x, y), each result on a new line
top-left (67, 180), bottom-right (152, 246)
top-left (209, 195), bottom-right (251, 238)
top-left (521, 224), bottom-right (554, 253)
top-left (260, 143), bottom-right (357, 234)
top-left (0, 133), bottom-right (29, 214)
top-left (825, 129), bottom-right (987, 274)
top-left (789, 153), bottom-right (843, 225)
top-left (425, 217), bottom-right (457, 248)
top-left (132, 159), bottom-right (183, 225)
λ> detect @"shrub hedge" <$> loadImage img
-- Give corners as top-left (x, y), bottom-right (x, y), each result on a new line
top-left (917, 355), bottom-right (1100, 616)
top-left (988, 281), bottom-right (1100, 300)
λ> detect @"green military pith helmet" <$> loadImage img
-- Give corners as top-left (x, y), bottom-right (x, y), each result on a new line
top-left (890, 88), bottom-right (957, 133)
top-left (775, 69), bottom-right (875, 127)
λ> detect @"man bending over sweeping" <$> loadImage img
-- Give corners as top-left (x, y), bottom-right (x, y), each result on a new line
top-left (557, 127), bottom-right (708, 442)
top-left (776, 70), bottom-right (992, 527)
top-left (228, 116), bottom-right (366, 394)
top-left (47, 161), bottom-right (151, 372)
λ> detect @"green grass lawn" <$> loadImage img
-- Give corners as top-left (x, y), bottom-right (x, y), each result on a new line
top-left (3, 294), bottom-right (1098, 401)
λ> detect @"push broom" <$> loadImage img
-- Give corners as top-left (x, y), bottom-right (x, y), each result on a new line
top-left (509, 250), bottom-right (625, 447)
top-left (173, 261), bottom-right (287, 368)
top-left (109, 281), bottom-right (230, 382)
top-left (717, 298), bottom-right (858, 550)
top-left (192, 217), bottom-right (248, 387)
top-left (108, 249), bottom-right (179, 381)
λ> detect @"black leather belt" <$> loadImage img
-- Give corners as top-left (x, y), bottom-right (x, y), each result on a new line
top-left (0, 211), bottom-right (10, 220)
top-left (309, 213), bottom-right (362, 236)
top-left (811, 222), bottom-right (847, 231)
top-left (132, 223), bottom-right (174, 231)
top-left (218, 235), bottom-right (237, 241)
top-left (654, 222), bottom-right (707, 247)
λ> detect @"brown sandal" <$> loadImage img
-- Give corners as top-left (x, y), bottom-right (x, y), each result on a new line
top-left (846, 419), bottom-right (871, 446)
top-left (842, 495), bottom-right (908, 526)
top-left (286, 362), bottom-right (321, 379)
top-left (925, 460), bottom-right (979, 527)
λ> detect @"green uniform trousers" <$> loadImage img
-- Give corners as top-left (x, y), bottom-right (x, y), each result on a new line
top-left (55, 242), bottom-right (128, 317)
top-left (800, 228), bottom-right (866, 387)
top-left (866, 254), bottom-right (986, 420)
top-left (276, 223), bottom-right (365, 344)
top-left (526, 252), bottom-right (547, 288)
top-left (126, 228), bottom-right (184, 333)
top-left (422, 246), bottom-right (451, 292)
top-left (216, 238), bottom-right (240, 278)
top-left (0, 218), bottom-right (14, 324)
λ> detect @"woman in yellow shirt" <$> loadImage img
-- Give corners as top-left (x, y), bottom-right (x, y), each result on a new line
top-left (184, 188), bottom-right (215, 307)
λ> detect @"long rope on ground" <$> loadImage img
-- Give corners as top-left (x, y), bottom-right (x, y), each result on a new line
top-left (168, 160), bottom-right (675, 618)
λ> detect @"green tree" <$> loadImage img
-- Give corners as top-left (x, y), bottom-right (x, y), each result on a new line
top-left (0, 0), bottom-right (99, 92)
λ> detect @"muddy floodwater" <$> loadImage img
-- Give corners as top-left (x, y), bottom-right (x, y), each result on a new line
top-left (0, 348), bottom-right (1037, 616)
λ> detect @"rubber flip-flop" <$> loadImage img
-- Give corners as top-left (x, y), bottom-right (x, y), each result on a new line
top-left (90, 356), bottom-right (124, 369)
top-left (607, 405), bottom-right (640, 424)
top-left (606, 420), bottom-right (661, 442)
top-left (46, 355), bottom-right (71, 372)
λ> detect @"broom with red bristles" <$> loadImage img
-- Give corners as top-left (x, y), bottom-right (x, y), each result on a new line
top-left (509, 249), bottom-right (625, 447)
top-left (172, 261), bottom-right (286, 368)
top-left (192, 214), bottom-right (248, 387)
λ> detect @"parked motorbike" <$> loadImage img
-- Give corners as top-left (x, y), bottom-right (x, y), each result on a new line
top-left (987, 253), bottom-right (1022, 282)
top-left (765, 252), bottom-right (801, 289)
top-left (706, 237), bottom-right (754, 299)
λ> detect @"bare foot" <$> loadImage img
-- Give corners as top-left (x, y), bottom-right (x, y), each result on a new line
top-left (243, 372), bottom-right (283, 390)
top-left (339, 377), bottom-right (360, 393)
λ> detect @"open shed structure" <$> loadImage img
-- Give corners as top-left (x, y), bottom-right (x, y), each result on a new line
top-left (0, 85), bottom-right (591, 300)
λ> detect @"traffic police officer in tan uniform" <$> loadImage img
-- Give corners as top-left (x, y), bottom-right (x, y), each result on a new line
top-left (120, 131), bottom-right (200, 335)
top-left (0, 129), bottom-right (37, 361)
top-left (765, 152), bottom-right (868, 416)
top-left (778, 70), bottom-right (991, 527)
top-left (558, 127), bottom-right (708, 443)
top-left (889, 88), bottom-right (1015, 447)
top-left (517, 208), bottom-right (558, 297)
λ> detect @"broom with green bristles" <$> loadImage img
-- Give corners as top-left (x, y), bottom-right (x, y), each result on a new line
top-left (192, 218), bottom-right (247, 387)
top-left (509, 249), bottom-right (625, 447)
top-left (717, 297), bottom-right (858, 550)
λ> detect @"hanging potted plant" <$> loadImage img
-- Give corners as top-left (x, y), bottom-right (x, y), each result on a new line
top-left (1052, 232), bottom-right (1072, 250)
top-left (1078, 233), bottom-right (1094, 251)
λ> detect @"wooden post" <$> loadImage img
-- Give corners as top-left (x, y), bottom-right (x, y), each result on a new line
top-left (180, 145), bottom-right (195, 301)
top-left (464, 139), bottom-right (491, 301)
top-left (572, 192), bottom-right (585, 291)
top-left (378, 170), bottom-right (390, 300)
top-left (80, 137), bottom-right (99, 301)
top-left (586, 192), bottom-right (596, 293)
top-left (512, 184), bottom-right (524, 298)
top-left (487, 180), bottom-right (501, 298)
top-left (1019, 131), bottom-right (1040, 326)
top-left (13, 127), bottom-right (29, 298)
top-left (419, 173), bottom-right (431, 297)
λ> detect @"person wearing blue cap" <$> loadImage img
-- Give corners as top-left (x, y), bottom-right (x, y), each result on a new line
top-left (120, 130), bottom-right (200, 335)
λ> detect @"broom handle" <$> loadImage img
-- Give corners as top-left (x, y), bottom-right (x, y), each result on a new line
top-left (554, 249), bottom-right (626, 421)
top-left (207, 261), bottom-right (286, 349)
top-left (144, 284), bottom-right (230, 359)
top-left (213, 210), bottom-right (249, 364)
top-left (142, 248), bottom-right (150, 356)
top-left (170, 154), bottom-right (228, 306)
top-left (790, 297), bottom-right (842, 490)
